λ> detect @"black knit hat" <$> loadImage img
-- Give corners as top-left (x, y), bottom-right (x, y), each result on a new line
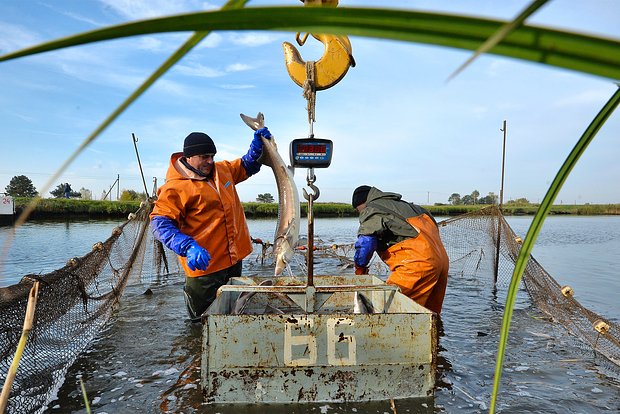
top-left (352, 185), bottom-right (371, 208)
top-left (183, 132), bottom-right (217, 157)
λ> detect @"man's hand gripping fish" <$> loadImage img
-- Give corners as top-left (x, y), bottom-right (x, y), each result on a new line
top-left (240, 113), bottom-right (300, 276)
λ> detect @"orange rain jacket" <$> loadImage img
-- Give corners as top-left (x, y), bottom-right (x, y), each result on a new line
top-left (357, 187), bottom-right (449, 314)
top-left (150, 152), bottom-right (253, 277)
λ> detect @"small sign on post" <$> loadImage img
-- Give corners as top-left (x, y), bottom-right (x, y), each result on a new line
top-left (0, 193), bottom-right (15, 224)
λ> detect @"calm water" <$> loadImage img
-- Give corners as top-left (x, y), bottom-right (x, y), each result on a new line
top-left (0, 216), bottom-right (619, 413)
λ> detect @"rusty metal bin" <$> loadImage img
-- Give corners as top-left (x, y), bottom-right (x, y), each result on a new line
top-left (202, 274), bottom-right (436, 404)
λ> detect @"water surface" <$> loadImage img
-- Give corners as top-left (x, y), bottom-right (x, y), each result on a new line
top-left (1, 216), bottom-right (618, 413)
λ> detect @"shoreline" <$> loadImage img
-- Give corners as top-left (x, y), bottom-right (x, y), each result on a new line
top-left (5, 198), bottom-right (620, 221)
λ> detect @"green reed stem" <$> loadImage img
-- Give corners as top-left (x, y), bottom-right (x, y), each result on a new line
top-left (489, 86), bottom-right (620, 413)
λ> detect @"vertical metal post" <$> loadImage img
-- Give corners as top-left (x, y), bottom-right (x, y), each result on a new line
top-left (494, 120), bottom-right (507, 286)
top-left (306, 168), bottom-right (315, 288)
top-left (132, 133), bottom-right (150, 198)
top-left (499, 120), bottom-right (507, 209)
top-left (116, 174), bottom-right (120, 201)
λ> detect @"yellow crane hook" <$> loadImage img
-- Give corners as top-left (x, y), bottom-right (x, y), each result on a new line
top-left (282, 0), bottom-right (355, 91)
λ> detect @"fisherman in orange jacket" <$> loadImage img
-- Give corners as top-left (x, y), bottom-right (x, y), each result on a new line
top-left (151, 129), bottom-right (271, 322)
top-left (352, 186), bottom-right (449, 315)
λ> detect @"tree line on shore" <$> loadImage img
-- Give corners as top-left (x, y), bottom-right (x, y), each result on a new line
top-left (8, 197), bottom-right (620, 220)
top-left (3, 175), bottom-right (146, 201)
top-left (4, 175), bottom-right (276, 203)
top-left (5, 176), bottom-right (619, 217)
top-left (3, 176), bottom-right (516, 206)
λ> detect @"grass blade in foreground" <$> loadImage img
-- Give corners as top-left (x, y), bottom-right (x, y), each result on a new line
top-left (489, 86), bottom-right (620, 414)
top-left (447, 0), bottom-right (550, 81)
top-left (1, 7), bottom-right (619, 80)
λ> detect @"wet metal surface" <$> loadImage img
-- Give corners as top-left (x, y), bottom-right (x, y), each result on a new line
top-left (202, 275), bottom-right (436, 404)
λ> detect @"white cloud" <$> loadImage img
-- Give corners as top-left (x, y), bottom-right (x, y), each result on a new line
top-left (60, 11), bottom-right (105, 27)
top-left (174, 63), bottom-right (225, 78)
top-left (195, 32), bottom-right (224, 49)
top-left (43, 47), bottom-right (148, 90)
top-left (7, 111), bottom-right (37, 123)
top-left (220, 84), bottom-right (256, 90)
top-left (486, 60), bottom-right (509, 77)
top-left (150, 78), bottom-right (194, 96)
top-left (552, 88), bottom-right (614, 108)
top-left (226, 63), bottom-right (252, 72)
top-left (97, 0), bottom-right (205, 20)
top-left (136, 37), bottom-right (165, 52)
top-left (169, 59), bottom-right (253, 82)
top-left (0, 22), bottom-right (41, 52)
top-left (470, 105), bottom-right (489, 117)
top-left (228, 32), bottom-right (282, 47)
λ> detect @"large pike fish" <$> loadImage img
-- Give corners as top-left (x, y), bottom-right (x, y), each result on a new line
top-left (240, 112), bottom-right (300, 276)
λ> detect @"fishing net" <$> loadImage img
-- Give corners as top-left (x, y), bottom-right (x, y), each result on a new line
top-left (0, 201), bottom-right (179, 414)
top-left (437, 206), bottom-right (619, 373)
top-left (0, 204), bottom-right (618, 413)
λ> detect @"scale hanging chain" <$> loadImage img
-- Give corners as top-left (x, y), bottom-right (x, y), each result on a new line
top-left (306, 167), bottom-right (316, 188)
top-left (302, 60), bottom-right (316, 137)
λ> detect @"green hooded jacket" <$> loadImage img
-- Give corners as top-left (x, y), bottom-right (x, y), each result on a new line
top-left (357, 187), bottom-right (437, 251)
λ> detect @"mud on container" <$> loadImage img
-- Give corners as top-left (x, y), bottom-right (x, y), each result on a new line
top-left (201, 274), bottom-right (437, 404)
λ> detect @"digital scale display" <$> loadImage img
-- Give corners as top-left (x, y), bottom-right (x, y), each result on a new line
top-left (296, 143), bottom-right (328, 155)
top-left (289, 138), bottom-right (333, 168)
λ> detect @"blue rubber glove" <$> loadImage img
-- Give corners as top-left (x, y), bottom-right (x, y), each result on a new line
top-left (242, 127), bottom-right (272, 175)
top-left (354, 235), bottom-right (378, 268)
top-left (185, 241), bottom-right (211, 271)
top-left (151, 216), bottom-right (194, 256)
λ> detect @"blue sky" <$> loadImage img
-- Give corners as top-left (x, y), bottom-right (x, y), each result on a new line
top-left (1, 0), bottom-right (619, 205)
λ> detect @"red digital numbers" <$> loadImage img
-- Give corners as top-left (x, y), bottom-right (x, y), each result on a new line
top-left (298, 144), bottom-right (326, 155)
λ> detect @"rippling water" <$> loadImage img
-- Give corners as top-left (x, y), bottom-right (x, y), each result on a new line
top-left (506, 216), bottom-right (620, 320)
top-left (0, 219), bottom-right (122, 282)
top-left (1, 216), bottom-right (619, 413)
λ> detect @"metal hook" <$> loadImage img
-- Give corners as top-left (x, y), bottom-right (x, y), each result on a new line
top-left (296, 32), bottom-right (309, 46)
top-left (303, 168), bottom-right (320, 201)
top-left (303, 183), bottom-right (320, 201)
top-left (282, 1), bottom-right (355, 91)
top-left (283, 34), bottom-right (355, 91)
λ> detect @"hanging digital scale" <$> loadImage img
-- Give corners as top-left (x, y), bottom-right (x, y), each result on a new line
top-left (289, 138), bottom-right (333, 169)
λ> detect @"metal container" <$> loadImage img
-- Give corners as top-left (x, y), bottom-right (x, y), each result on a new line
top-left (201, 274), bottom-right (436, 404)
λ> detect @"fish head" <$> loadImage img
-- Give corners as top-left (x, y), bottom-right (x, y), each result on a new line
top-left (274, 238), bottom-right (294, 276)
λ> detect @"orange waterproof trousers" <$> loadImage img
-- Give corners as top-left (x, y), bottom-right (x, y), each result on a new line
top-left (379, 214), bottom-right (449, 314)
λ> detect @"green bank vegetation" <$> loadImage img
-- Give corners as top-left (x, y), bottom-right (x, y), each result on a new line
top-left (12, 197), bottom-right (144, 219)
top-left (429, 203), bottom-right (620, 216)
top-left (11, 197), bottom-right (620, 220)
top-left (244, 201), bottom-right (620, 217)
top-left (8, 182), bottom-right (619, 218)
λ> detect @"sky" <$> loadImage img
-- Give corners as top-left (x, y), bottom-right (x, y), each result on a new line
top-left (0, 0), bottom-right (619, 205)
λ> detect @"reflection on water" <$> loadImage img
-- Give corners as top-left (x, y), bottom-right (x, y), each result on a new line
top-left (507, 216), bottom-right (620, 320)
top-left (2, 216), bottom-right (619, 413)
top-left (0, 219), bottom-right (122, 284)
